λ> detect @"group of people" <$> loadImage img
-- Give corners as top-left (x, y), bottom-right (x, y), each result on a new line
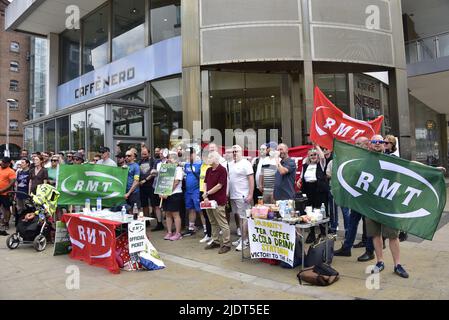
top-left (0, 134), bottom-right (427, 278)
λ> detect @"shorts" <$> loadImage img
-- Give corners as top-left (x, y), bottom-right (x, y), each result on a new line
top-left (0, 195), bottom-right (11, 209)
top-left (126, 192), bottom-right (141, 209)
top-left (185, 191), bottom-right (201, 212)
top-left (163, 193), bottom-right (184, 212)
top-left (140, 187), bottom-right (152, 207)
top-left (150, 187), bottom-right (161, 207)
top-left (230, 199), bottom-right (250, 218)
top-left (365, 218), bottom-right (399, 239)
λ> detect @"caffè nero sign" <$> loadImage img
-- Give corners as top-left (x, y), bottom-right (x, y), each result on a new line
top-left (57, 36), bottom-right (181, 110)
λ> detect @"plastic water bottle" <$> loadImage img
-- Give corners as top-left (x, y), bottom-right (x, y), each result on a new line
top-left (133, 203), bottom-right (138, 220)
top-left (320, 203), bottom-right (326, 219)
top-left (85, 199), bottom-right (91, 214)
top-left (96, 197), bottom-right (102, 211)
top-left (121, 205), bottom-right (127, 222)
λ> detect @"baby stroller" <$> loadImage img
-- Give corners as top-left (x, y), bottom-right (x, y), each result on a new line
top-left (6, 184), bottom-right (60, 252)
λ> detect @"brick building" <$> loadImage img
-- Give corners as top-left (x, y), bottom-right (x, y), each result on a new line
top-left (0, 0), bottom-right (30, 159)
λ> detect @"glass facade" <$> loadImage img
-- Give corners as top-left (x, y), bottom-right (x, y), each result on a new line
top-left (60, 30), bottom-right (80, 84)
top-left (315, 74), bottom-right (349, 115)
top-left (57, 117), bottom-right (70, 153)
top-left (87, 107), bottom-right (106, 160)
top-left (353, 74), bottom-right (382, 121)
top-left (151, 77), bottom-right (182, 148)
top-left (150, 0), bottom-right (181, 44)
top-left (83, 5), bottom-right (109, 74)
top-left (71, 111), bottom-right (86, 151)
top-left (44, 120), bottom-right (56, 152)
top-left (24, 127), bottom-right (33, 153)
top-left (33, 124), bottom-right (44, 152)
top-left (30, 37), bottom-right (48, 119)
top-left (113, 106), bottom-right (145, 137)
top-left (112, 0), bottom-right (146, 61)
top-left (209, 72), bottom-right (282, 141)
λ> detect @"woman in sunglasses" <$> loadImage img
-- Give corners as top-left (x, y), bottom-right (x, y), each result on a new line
top-left (383, 135), bottom-right (398, 156)
top-left (299, 145), bottom-right (329, 243)
top-left (47, 156), bottom-right (60, 186)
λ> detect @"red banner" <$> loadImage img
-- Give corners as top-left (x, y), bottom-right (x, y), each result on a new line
top-left (311, 86), bottom-right (383, 150)
top-left (62, 213), bottom-right (122, 274)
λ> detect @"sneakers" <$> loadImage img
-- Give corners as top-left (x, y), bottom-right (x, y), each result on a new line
top-left (394, 264), bottom-right (409, 278)
top-left (199, 235), bottom-right (212, 243)
top-left (181, 228), bottom-right (196, 237)
top-left (236, 227), bottom-right (241, 236)
top-left (232, 238), bottom-right (241, 247)
top-left (236, 240), bottom-right (249, 251)
top-left (371, 261), bottom-right (385, 274)
top-left (205, 242), bottom-right (221, 250)
top-left (164, 232), bottom-right (173, 240)
top-left (218, 246), bottom-right (231, 254)
top-left (169, 233), bottom-right (183, 241)
top-left (206, 239), bottom-right (214, 246)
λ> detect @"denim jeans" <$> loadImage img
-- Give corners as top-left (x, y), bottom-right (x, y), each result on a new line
top-left (342, 210), bottom-right (374, 253)
top-left (328, 192), bottom-right (350, 237)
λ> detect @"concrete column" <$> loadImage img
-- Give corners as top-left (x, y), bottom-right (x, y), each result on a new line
top-left (281, 75), bottom-right (292, 146)
top-left (182, 0), bottom-right (201, 137)
top-left (46, 33), bottom-right (59, 115)
top-left (348, 73), bottom-right (356, 118)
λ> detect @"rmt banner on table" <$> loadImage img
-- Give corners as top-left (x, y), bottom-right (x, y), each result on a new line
top-left (332, 140), bottom-right (446, 240)
top-left (248, 219), bottom-right (296, 267)
top-left (57, 164), bottom-right (128, 207)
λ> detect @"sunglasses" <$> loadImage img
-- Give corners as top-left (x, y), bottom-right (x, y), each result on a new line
top-left (74, 158), bottom-right (82, 161)
top-left (384, 141), bottom-right (392, 144)
top-left (51, 159), bottom-right (59, 162)
top-left (371, 140), bottom-right (385, 145)
top-left (125, 154), bottom-right (132, 157)
top-left (309, 154), bottom-right (317, 156)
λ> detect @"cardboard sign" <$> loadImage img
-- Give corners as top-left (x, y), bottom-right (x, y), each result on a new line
top-left (128, 220), bottom-right (146, 254)
top-left (248, 218), bottom-right (296, 267)
top-left (53, 221), bottom-right (72, 256)
top-left (154, 163), bottom-right (177, 196)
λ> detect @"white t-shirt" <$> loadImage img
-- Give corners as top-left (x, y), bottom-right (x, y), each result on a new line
top-left (304, 164), bottom-right (318, 182)
top-left (228, 159), bottom-right (254, 200)
top-left (97, 158), bottom-right (117, 167)
top-left (252, 156), bottom-right (266, 189)
top-left (156, 162), bottom-right (184, 194)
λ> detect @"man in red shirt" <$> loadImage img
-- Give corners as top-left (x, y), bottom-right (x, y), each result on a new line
top-left (202, 151), bottom-right (230, 253)
top-left (0, 157), bottom-right (16, 234)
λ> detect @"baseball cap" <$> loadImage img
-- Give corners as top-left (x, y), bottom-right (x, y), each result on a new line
top-left (73, 152), bottom-right (84, 161)
top-left (265, 142), bottom-right (278, 149)
top-left (99, 146), bottom-right (110, 153)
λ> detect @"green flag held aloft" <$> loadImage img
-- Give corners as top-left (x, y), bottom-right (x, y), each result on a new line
top-left (57, 164), bottom-right (128, 207)
top-left (331, 140), bottom-right (446, 240)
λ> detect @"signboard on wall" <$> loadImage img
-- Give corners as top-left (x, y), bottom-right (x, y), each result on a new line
top-left (354, 74), bottom-right (382, 121)
top-left (57, 36), bottom-right (181, 110)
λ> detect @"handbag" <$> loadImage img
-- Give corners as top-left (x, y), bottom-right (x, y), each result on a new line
top-left (304, 235), bottom-right (335, 267)
top-left (297, 263), bottom-right (339, 286)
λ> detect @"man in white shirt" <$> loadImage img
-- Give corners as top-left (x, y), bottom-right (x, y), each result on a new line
top-left (96, 147), bottom-right (117, 167)
top-left (228, 145), bottom-right (254, 251)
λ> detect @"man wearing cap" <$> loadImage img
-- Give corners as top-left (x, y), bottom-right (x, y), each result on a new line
top-left (0, 157), bottom-right (16, 234)
top-left (97, 147), bottom-right (117, 167)
top-left (116, 153), bottom-right (126, 168)
top-left (72, 152), bottom-right (84, 165)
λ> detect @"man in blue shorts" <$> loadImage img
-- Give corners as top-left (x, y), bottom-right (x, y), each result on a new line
top-left (182, 147), bottom-right (203, 236)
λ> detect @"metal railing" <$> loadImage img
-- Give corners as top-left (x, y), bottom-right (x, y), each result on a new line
top-left (405, 31), bottom-right (449, 64)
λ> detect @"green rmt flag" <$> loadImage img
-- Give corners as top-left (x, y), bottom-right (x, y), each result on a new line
top-left (57, 164), bottom-right (128, 207)
top-left (331, 140), bottom-right (446, 240)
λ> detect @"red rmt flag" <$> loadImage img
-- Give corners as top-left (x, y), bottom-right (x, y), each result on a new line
top-left (310, 86), bottom-right (383, 150)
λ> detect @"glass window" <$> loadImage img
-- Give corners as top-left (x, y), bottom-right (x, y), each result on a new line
top-left (10, 80), bottom-right (19, 91)
top-left (150, 0), bottom-right (181, 44)
top-left (209, 72), bottom-right (281, 144)
top-left (44, 120), bottom-right (56, 153)
top-left (34, 124), bottom-right (44, 152)
top-left (71, 111), bottom-right (86, 151)
top-left (9, 120), bottom-right (19, 131)
top-left (314, 74), bottom-right (349, 115)
top-left (113, 106), bottom-right (145, 136)
top-left (7, 99), bottom-right (19, 110)
top-left (353, 74), bottom-right (381, 121)
top-left (83, 6), bottom-right (109, 74)
top-left (87, 107), bottom-right (105, 161)
top-left (57, 117), bottom-right (70, 152)
top-left (118, 89), bottom-right (146, 103)
top-left (24, 126), bottom-right (34, 153)
top-left (151, 77), bottom-right (182, 148)
top-left (10, 61), bottom-right (19, 72)
top-left (60, 29), bottom-right (80, 83)
top-left (112, 0), bottom-right (145, 61)
top-left (10, 41), bottom-right (20, 53)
